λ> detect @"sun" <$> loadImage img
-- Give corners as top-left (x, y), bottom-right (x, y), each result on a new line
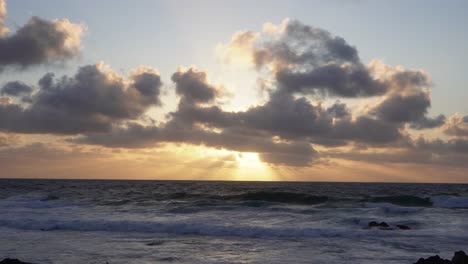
top-left (236, 152), bottom-right (261, 166)
top-left (233, 152), bottom-right (275, 181)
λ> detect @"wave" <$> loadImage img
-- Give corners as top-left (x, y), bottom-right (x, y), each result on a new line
top-left (3, 193), bottom-right (468, 210)
top-left (226, 191), bottom-right (330, 205)
top-left (365, 202), bottom-right (423, 213)
top-left (366, 195), bottom-right (432, 207)
top-left (0, 218), bottom-right (419, 239)
top-left (431, 196), bottom-right (468, 208)
top-left (365, 195), bottom-right (468, 209)
top-left (0, 194), bottom-right (77, 209)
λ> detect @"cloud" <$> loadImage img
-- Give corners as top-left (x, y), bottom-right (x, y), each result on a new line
top-left (1, 81), bottom-right (33, 96)
top-left (0, 17), bottom-right (466, 170)
top-left (374, 91), bottom-right (431, 123)
top-left (73, 122), bottom-right (317, 166)
top-left (132, 67), bottom-right (163, 106)
top-left (0, 0), bottom-right (84, 69)
top-left (320, 134), bottom-right (468, 170)
top-left (326, 101), bottom-right (350, 118)
top-left (173, 89), bottom-right (403, 145)
top-left (253, 19), bottom-right (359, 69)
top-left (163, 85), bottom-right (403, 150)
top-left (276, 64), bottom-right (387, 97)
top-left (331, 116), bottom-right (403, 144)
top-left (219, 19), bottom-right (389, 98)
top-left (0, 63), bottom-right (162, 134)
top-left (410, 114), bottom-right (446, 130)
top-left (73, 83), bottom-right (404, 166)
top-left (0, 0), bottom-right (8, 36)
top-left (240, 91), bottom-right (332, 138)
top-left (415, 137), bottom-right (468, 154)
top-left (0, 131), bottom-right (20, 147)
top-left (443, 113), bottom-right (468, 137)
top-left (172, 67), bottom-right (220, 104)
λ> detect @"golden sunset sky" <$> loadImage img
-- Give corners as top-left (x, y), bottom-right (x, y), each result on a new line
top-left (1, 0), bottom-right (468, 182)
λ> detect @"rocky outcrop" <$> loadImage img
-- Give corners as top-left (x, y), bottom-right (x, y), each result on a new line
top-left (396, 224), bottom-right (411, 230)
top-left (414, 251), bottom-right (468, 264)
top-left (0, 259), bottom-right (34, 264)
top-left (367, 221), bottom-right (411, 230)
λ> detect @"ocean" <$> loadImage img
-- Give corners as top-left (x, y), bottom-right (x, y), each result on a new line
top-left (0, 179), bottom-right (467, 264)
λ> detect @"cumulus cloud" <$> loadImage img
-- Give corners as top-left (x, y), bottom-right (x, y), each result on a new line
top-left (172, 67), bottom-right (221, 104)
top-left (443, 113), bottom-right (468, 137)
top-left (253, 19), bottom-right (359, 69)
top-left (219, 19), bottom-right (388, 98)
top-left (0, 0), bottom-right (84, 69)
top-left (0, 63), bottom-right (162, 134)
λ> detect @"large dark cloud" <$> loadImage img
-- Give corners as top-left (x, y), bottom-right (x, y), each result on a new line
top-left (69, 68), bottom-right (320, 166)
top-left (74, 82), bottom-right (404, 167)
top-left (0, 63), bottom-right (162, 134)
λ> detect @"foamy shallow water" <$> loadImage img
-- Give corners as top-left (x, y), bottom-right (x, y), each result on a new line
top-left (0, 180), bottom-right (467, 263)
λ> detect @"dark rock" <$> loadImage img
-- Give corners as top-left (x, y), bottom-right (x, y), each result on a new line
top-left (414, 251), bottom-right (468, 264)
top-left (452, 251), bottom-right (468, 264)
top-left (396, 224), bottom-right (411, 230)
top-left (0, 259), bottom-right (34, 264)
top-left (368, 221), bottom-right (392, 229)
top-left (146, 240), bottom-right (165, 246)
top-left (158, 257), bottom-right (178, 262)
top-left (379, 221), bottom-right (389, 228)
top-left (414, 255), bottom-right (450, 264)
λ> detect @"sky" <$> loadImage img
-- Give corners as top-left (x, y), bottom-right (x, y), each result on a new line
top-left (1, 0), bottom-right (468, 182)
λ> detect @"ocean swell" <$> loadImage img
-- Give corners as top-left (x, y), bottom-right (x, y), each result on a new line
top-left (431, 196), bottom-right (468, 208)
top-left (366, 195), bottom-right (432, 207)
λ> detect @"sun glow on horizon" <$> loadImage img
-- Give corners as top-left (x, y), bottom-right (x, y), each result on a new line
top-left (233, 152), bottom-right (276, 181)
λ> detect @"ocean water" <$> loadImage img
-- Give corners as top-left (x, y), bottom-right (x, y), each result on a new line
top-left (0, 180), bottom-right (468, 264)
